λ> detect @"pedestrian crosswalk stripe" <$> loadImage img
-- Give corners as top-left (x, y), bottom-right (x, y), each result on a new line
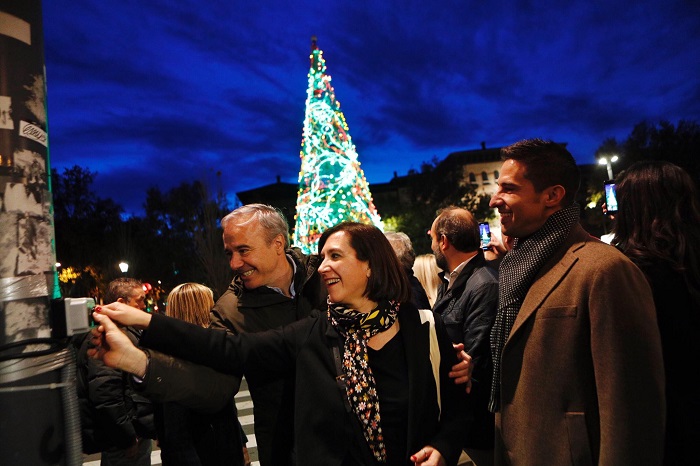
top-left (236, 400), bottom-right (254, 410)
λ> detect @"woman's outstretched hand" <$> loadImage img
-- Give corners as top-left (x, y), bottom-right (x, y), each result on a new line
top-left (88, 311), bottom-right (148, 377)
top-left (410, 445), bottom-right (446, 466)
top-left (98, 301), bottom-right (153, 329)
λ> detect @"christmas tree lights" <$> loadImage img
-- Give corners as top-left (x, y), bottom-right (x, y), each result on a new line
top-left (292, 37), bottom-right (383, 253)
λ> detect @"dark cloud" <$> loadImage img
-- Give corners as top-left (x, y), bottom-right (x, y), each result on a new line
top-left (42, 0), bottom-right (700, 214)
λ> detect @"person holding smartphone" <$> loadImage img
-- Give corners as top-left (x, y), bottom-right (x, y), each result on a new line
top-left (482, 228), bottom-right (512, 269)
top-left (604, 180), bottom-right (618, 213)
top-left (612, 161), bottom-right (700, 465)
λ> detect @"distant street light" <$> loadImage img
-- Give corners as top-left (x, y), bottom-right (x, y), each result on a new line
top-left (598, 155), bottom-right (619, 180)
top-left (118, 262), bottom-right (129, 274)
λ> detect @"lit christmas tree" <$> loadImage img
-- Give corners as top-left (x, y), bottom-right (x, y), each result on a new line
top-left (292, 37), bottom-right (383, 253)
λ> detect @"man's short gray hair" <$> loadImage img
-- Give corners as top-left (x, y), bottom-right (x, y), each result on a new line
top-left (221, 204), bottom-right (290, 248)
top-left (384, 231), bottom-right (416, 269)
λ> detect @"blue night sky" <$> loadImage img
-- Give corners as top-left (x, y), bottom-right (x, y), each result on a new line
top-left (42, 0), bottom-right (700, 216)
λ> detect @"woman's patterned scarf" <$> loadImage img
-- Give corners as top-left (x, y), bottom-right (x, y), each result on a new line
top-left (328, 300), bottom-right (399, 463)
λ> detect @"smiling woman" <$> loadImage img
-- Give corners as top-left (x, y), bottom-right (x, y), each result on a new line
top-left (90, 221), bottom-right (470, 466)
top-left (318, 222), bottom-right (411, 312)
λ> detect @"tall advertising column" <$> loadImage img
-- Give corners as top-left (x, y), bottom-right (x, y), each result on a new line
top-left (0, 3), bottom-right (81, 465)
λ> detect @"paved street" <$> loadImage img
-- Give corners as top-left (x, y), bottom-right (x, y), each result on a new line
top-left (83, 378), bottom-right (259, 466)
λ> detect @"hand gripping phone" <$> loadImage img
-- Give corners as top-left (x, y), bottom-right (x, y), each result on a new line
top-left (478, 222), bottom-right (491, 249)
top-left (604, 180), bottom-right (618, 214)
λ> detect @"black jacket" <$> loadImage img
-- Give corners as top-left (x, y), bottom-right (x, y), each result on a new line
top-left (140, 303), bottom-right (468, 466)
top-left (207, 248), bottom-right (326, 466)
top-left (74, 328), bottom-right (155, 454)
top-left (432, 251), bottom-right (498, 449)
top-left (635, 260), bottom-right (700, 465)
top-left (155, 400), bottom-right (243, 466)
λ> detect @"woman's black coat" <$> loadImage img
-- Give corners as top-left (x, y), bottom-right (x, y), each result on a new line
top-left (139, 303), bottom-right (468, 466)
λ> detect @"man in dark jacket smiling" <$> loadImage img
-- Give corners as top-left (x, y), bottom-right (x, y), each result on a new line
top-left (147, 204), bottom-right (326, 466)
top-left (208, 204), bottom-right (327, 466)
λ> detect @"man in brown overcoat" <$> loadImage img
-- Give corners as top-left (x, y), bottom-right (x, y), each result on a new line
top-left (487, 139), bottom-right (665, 465)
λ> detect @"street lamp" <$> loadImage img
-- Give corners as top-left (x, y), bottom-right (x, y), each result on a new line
top-left (598, 155), bottom-right (619, 180)
top-left (118, 261), bottom-right (129, 275)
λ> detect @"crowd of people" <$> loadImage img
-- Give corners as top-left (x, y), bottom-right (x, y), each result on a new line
top-left (81, 138), bottom-right (698, 466)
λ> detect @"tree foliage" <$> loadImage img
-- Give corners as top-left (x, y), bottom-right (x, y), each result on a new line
top-left (584, 119), bottom-right (700, 237)
top-left (593, 120), bottom-right (700, 182)
top-left (53, 168), bottom-right (232, 300)
top-left (382, 158), bottom-right (494, 254)
top-left (135, 179), bottom-right (232, 298)
top-left (621, 120), bottom-right (700, 182)
top-left (52, 166), bottom-right (124, 297)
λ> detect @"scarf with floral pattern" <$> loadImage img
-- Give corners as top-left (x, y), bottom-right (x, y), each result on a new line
top-left (328, 299), bottom-right (399, 463)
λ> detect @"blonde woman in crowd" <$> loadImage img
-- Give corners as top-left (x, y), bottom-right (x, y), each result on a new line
top-left (158, 283), bottom-right (246, 466)
top-left (413, 254), bottom-right (443, 308)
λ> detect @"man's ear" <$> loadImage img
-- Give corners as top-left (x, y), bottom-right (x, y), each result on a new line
top-left (116, 297), bottom-right (125, 304)
top-left (544, 185), bottom-right (566, 207)
top-left (273, 234), bottom-right (286, 253)
top-left (439, 234), bottom-right (450, 252)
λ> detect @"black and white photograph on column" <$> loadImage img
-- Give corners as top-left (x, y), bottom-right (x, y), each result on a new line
top-left (3, 295), bottom-right (50, 344)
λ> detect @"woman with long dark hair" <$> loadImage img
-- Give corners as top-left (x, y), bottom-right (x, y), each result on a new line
top-left (613, 161), bottom-right (700, 465)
